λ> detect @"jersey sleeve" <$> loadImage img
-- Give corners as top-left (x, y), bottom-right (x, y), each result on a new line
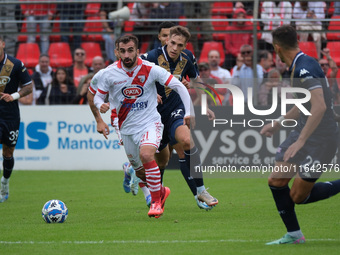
top-left (151, 64), bottom-right (173, 86)
top-left (295, 63), bottom-right (322, 91)
top-left (19, 62), bottom-right (32, 86)
top-left (89, 70), bottom-right (103, 94)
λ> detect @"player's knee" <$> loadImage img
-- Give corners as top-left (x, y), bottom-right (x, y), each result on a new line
top-left (178, 136), bottom-right (191, 151)
top-left (268, 177), bottom-right (288, 188)
top-left (139, 151), bottom-right (154, 164)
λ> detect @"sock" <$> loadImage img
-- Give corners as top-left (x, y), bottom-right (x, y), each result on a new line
top-left (139, 182), bottom-right (150, 200)
top-left (179, 158), bottom-right (197, 196)
top-left (269, 185), bottom-right (300, 232)
top-left (159, 168), bottom-right (165, 184)
top-left (3, 156), bottom-right (14, 179)
top-left (300, 180), bottom-right (340, 204)
top-left (1, 176), bottom-right (9, 184)
top-left (143, 160), bottom-right (162, 203)
top-left (288, 230), bottom-right (304, 239)
top-left (197, 185), bottom-right (206, 195)
top-left (184, 146), bottom-right (204, 188)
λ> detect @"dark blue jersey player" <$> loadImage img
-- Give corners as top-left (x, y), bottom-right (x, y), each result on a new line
top-left (0, 35), bottom-right (33, 202)
top-left (142, 25), bottom-right (218, 210)
top-left (260, 25), bottom-right (340, 245)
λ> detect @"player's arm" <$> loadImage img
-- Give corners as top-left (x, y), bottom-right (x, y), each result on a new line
top-left (283, 88), bottom-right (326, 161)
top-left (87, 89), bottom-right (110, 139)
top-left (0, 83), bottom-right (33, 102)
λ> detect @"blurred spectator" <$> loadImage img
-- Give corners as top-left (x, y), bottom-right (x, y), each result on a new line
top-left (57, 3), bottom-right (86, 50)
top-left (274, 54), bottom-right (290, 79)
top-left (184, 3), bottom-right (213, 57)
top-left (66, 48), bottom-right (91, 88)
top-left (0, 3), bottom-right (18, 55)
top-left (130, 3), bottom-right (156, 49)
top-left (99, 2), bottom-right (118, 63)
top-left (31, 54), bottom-right (54, 105)
top-left (319, 48), bottom-right (339, 104)
top-left (37, 67), bottom-right (76, 105)
top-left (73, 73), bottom-right (93, 105)
top-left (150, 3), bottom-right (183, 27)
top-left (258, 50), bottom-right (274, 74)
top-left (335, 2), bottom-right (340, 16)
top-left (198, 62), bottom-right (227, 106)
top-left (224, 8), bottom-right (253, 70)
top-left (21, 1), bottom-right (55, 54)
top-left (260, 1), bottom-right (292, 51)
top-left (293, 1), bottom-right (326, 59)
top-left (90, 56), bottom-right (106, 74)
top-left (208, 49), bottom-right (231, 84)
top-left (231, 44), bottom-right (264, 103)
top-left (258, 68), bottom-right (284, 106)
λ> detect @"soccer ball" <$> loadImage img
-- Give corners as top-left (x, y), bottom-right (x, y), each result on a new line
top-left (42, 200), bottom-right (68, 223)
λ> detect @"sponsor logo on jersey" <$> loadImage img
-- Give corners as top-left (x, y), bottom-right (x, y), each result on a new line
top-left (122, 85), bottom-right (144, 99)
top-left (0, 76), bottom-right (11, 85)
top-left (299, 68), bottom-right (309, 76)
top-left (120, 100), bottom-right (148, 110)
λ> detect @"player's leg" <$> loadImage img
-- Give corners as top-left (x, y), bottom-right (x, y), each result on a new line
top-left (154, 144), bottom-right (170, 184)
top-left (174, 124), bottom-right (218, 206)
top-left (0, 144), bottom-right (15, 202)
top-left (266, 162), bottom-right (305, 245)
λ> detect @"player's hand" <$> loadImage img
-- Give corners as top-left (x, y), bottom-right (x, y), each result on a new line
top-left (260, 122), bottom-right (280, 137)
top-left (157, 94), bottom-right (163, 104)
top-left (184, 115), bottom-right (196, 129)
top-left (0, 92), bottom-right (14, 102)
top-left (182, 78), bottom-right (190, 89)
top-left (207, 108), bottom-right (215, 120)
top-left (99, 103), bottom-right (110, 113)
top-left (97, 121), bottom-right (110, 139)
top-left (283, 140), bottom-right (305, 162)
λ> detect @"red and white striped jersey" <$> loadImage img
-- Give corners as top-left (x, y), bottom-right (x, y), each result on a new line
top-left (95, 58), bottom-right (174, 135)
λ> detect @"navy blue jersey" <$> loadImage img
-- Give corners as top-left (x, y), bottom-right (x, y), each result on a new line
top-left (290, 52), bottom-right (338, 137)
top-left (141, 46), bottom-right (198, 116)
top-left (0, 54), bottom-right (32, 121)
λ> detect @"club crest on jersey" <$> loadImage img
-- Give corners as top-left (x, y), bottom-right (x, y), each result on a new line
top-left (138, 75), bottom-right (146, 83)
top-left (122, 85), bottom-right (144, 99)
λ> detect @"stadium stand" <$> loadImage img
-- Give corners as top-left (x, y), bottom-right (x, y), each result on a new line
top-left (198, 41), bottom-right (225, 66)
top-left (15, 42), bottom-right (40, 68)
top-left (48, 42), bottom-right (73, 68)
top-left (81, 42), bottom-right (102, 67)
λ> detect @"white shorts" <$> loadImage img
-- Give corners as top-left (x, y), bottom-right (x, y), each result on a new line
top-left (121, 122), bottom-right (163, 171)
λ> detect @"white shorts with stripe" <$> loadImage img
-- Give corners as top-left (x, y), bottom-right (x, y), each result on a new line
top-left (121, 121), bottom-right (163, 171)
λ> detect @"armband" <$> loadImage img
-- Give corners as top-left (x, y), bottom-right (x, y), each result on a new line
top-left (11, 92), bottom-right (20, 101)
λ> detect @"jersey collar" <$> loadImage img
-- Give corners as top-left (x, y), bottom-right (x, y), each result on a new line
top-left (0, 53), bottom-right (7, 65)
top-left (289, 51), bottom-right (304, 72)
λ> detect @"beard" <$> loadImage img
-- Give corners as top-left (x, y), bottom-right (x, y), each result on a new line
top-left (123, 55), bottom-right (137, 68)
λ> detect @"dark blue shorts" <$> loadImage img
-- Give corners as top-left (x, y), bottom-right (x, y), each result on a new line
top-left (158, 104), bottom-right (185, 151)
top-left (276, 130), bottom-right (338, 182)
top-left (0, 119), bottom-right (20, 147)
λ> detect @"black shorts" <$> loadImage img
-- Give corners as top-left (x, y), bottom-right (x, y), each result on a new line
top-left (0, 119), bottom-right (20, 147)
top-left (276, 130), bottom-right (339, 182)
top-left (158, 104), bottom-right (185, 151)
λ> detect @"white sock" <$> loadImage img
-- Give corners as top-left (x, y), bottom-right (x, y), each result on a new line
top-left (1, 176), bottom-right (9, 184)
top-left (288, 230), bottom-right (303, 239)
top-left (197, 185), bottom-right (205, 195)
top-left (141, 186), bottom-right (150, 199)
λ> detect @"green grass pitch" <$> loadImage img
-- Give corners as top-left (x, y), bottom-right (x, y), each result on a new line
top-left (0, 170), bottom-right (339, 255)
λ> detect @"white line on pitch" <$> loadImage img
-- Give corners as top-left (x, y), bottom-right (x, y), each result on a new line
top-left (0, 239), bottom-right (339, 245)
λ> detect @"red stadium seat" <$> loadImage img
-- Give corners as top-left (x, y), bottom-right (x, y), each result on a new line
top-left (49, 17), bottom-right (61, 42)
top-left (326, 41), bottom-right (340, 66)
top-left (299, 42), bottom-right (318, 59)
top-left (211, 2), bottom-right (233, 16)
top-left (124, 20), bottom-right (135, 32)
top-left (81, 42), bottom-right (103, 67)
top-left (327, 15), bottom-right (340, 41)
top-left (186, 42), bottom-right (194, 54)
top-left (48, 42), bottom-right (73, 68)
top-left (85, 3), bottom-right (101, 16)
top-left (198, 41), bottom-right (225, 66)
top-left (211, 15), bottom-right (229, 41)
top-left (82, 16), bottom-right (104, 42)
top-left (139, 42), bottom-right (149, 54)
top-left (15, 43), bottom-right (40, 68)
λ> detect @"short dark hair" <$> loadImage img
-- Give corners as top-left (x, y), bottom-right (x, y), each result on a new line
top-left (116, 34), bottom-right (139, 49)
top-left (158, 22), bottom-right (175, 33)
top-left (169, 26), bottom-right (191, 43)
top-left (39, 53), bottom-right (50, 59)
top-left (272, 25), bottom-right (298, 50)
